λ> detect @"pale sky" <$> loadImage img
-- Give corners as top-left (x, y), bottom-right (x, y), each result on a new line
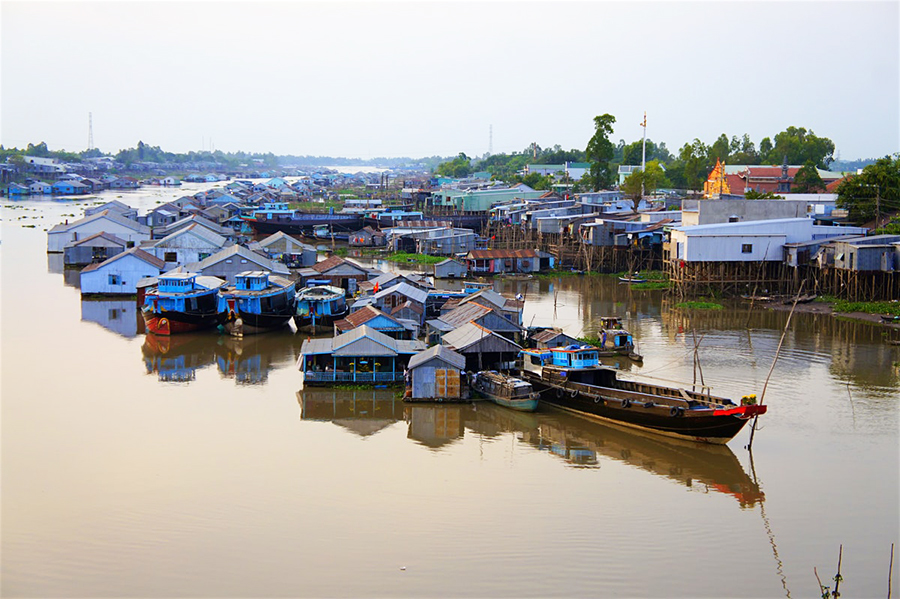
top-left (2, 1), bottom-right (898, 161)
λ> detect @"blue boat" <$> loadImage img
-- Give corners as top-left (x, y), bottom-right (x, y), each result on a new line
top-left (217, 271), bottom-right (297, 336)
top-left (294, 284), bottom-right (348, 334)
top-left (141, 273), bottom-right (225, 335)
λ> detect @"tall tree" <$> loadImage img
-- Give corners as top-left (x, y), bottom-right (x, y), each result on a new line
top-left (620, 160), bottom-right (670, 209)
top-left (585, 114), bottom-right (617, 190)
top-left (765, 126), bottom-right (835, 168)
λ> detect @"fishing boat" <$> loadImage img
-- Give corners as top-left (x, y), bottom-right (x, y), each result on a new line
top-left (242, 202), bottom-right (363, 236)
top-left (594, 316), bottom-right (641, 360)
top-left (471, 370), bottom-right (539, 412)
top-left (217, 271), bottom-right (296, 336)
top-left (141, 272), bottom-right (225, 335)
top-left (293, 284), bottom-right (348, 333)
top-left (517, 345), bottom-right (766, 444)
top-left (618, 275), bottom-right (647, 284)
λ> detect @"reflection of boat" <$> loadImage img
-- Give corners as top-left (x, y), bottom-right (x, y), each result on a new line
top-left (518, 345), bottom-right (766, 444)
top-left (214, 336), bottom-right (273, 385)
top-left (471, 403), bottom-right (764, 506)
top-left (141, 333), bottom-right (217, 382)
top-left (294, 284), bottom-right (348, 333)
top-left (217, 271), bottom-right (296, 336)
top-left (141, 272), bottom-right (225, 335)
top-left (471, 370), bottom-right (539, 412)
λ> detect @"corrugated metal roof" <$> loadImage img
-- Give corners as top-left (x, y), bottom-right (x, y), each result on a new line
top-left (332, 324), bottom-right (399, 356)
top-left (408, 344), bottom-right (466, 370)
top-left (466, 249), bottom-right (539, 259)
top-left (81, 246), bottom-right (165, 272)
top-left (373, 282), bottom-right (429, 305)
top-left (442, 321), bottom-right (521, 352)
top-left (438, 302), bottom-right (491, 328)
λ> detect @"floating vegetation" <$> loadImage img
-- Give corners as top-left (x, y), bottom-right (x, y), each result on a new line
top-left (676, 300), bottom-right (724, 310)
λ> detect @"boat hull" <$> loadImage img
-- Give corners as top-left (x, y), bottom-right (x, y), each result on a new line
top-left (245, 214), bottom-right (363, 236)
top-left (488, 396), bottom-right (539, 412)
top-left (293, 309), bottom-right (347, 334)
top-left (142, 308), bottom-right (220, 335)
top-left (521, 373), bottom-right (764, 444)
top-left (219, 310), bottom-right (294, 336)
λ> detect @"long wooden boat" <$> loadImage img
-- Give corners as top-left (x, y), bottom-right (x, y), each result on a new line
top-left (518, 345), bottom-right (766, 444)
top-left (217, 271), bottom-right (296, 336)
top-left (472, 370), bottom-right (539, 412)
top-left (242, 203), bottom-right (363, 236)
top-left (141, 273), bottom-right (225, 335)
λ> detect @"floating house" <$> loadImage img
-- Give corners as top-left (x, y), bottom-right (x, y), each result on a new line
top-left (47, 210), bottom-right (151, 253)
top-left (176, 245), bottom-right (290, 284)
top-left (253, 231), bottom-right (317, 267)
top-left (433, 258), bottom-right (467, 279)
top-left (427, 301), bottom-right (523, 345)
top-left (79, 247), bottom-right (165, 295)
top-left (464, 249), bottom-right (553, 274)
top-left (441, 321), bottom-right (522, 372)
top-left (84, 200), bottom-right (137, 220)
top-left (310, 255), bottom-right (370, 294)
top-left (406, 345), bottom-right (467, 402)
top-left (143, 223), bottom-right (231, 267)
top-left (333, 305), bottom-right (419, 339)
top-left (530, 328), bottom-right (581, 349)
top-left (298, 325), bottom-right (425, 387)
top-left (63, 232), bottom-right (128, 266)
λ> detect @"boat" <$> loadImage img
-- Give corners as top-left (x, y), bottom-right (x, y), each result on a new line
top-left (242, 202), bottom-right (363, 236)
top-left (313, 224), bottom-right (350, 242)
top-left (217, 271), bottom-right (296, 336)
top-left (781, 293), bottom-right (817, 305)
top-left (141, 272), bottom-right (225, 335)
top-left (880, 314), bottom-right (900, 323)
top-left (293, 284), bottom-right (348, 333)
top-left (517, 345), bottom-right (766, 444)
top-left (619, 275), bottom-right (647, 284)
top-left (594, 316), bottom-right (639, 358)
top-left (471, 370), bottom-right (539, 412)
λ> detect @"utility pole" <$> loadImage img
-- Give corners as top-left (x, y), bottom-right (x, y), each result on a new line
top-left (640, 112), bottom-right (647, 199)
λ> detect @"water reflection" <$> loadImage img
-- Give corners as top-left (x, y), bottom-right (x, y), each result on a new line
top-left (296, 387), bottom-right (405, 436)
top-left (472, 404), bottom-right (764, 507)
top-left (81, 299), bottom-right (142, 338)
top-left (295, 388), bottom-right (763, 506)
top-left (142, 333), bottom-right (217, 382)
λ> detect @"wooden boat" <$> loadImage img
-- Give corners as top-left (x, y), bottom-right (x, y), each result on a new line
top-left (472, 370), bottom-right (539, 412)
top-left (619, 276), bottom-right (647, 284)
top-left (141, 272), bottom-right (225, 335)
top-left (217, 271), bottom-right (296, 336)
top-left (293, 284), bottom-right (348, 333)
top-left (781, 293), bottom-right (817, 305)
top-left (594, 316), bottom-right (638, 357)
top-left (879, 314), bottom-right (900, 323)
top-left (517, 345), bottom-right (766, 444)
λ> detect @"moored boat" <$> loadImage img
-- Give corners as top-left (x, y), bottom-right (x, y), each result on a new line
top-left (472, 370), bottom-right (539, 412)
top-left (141, 272), bottom-right (225, 335)
top-left (217, 271), bottom-right (296, 336)
top-left (594, 316), bottom-right (638, 357)
top-left (294, 284), bottom-right (348, 333)
top-left (242, 202), bottom-right (363, 236)
top-left (517, 345), bottom-right (766, 444)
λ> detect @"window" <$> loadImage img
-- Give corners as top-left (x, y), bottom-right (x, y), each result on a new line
top-left (164, 252), bottom-right (177, 262)
top-left (108, 274), bottom-right (121, 285)
top-left (741, 244), bottom-right (753, 254)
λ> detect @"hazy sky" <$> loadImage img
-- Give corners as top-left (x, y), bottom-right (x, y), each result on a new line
top-left (2, 1), bottom-right (898, 161)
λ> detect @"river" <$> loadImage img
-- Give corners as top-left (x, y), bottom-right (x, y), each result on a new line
top-left (1, 185), bottom-right (898, 597)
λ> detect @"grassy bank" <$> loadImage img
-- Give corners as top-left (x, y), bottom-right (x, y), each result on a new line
top-left (382, 251), bottom-right (444, 265)
top-left (831, 299), bottom-right (900, 316)
top-left (675, 300), bottom-right (724, 310)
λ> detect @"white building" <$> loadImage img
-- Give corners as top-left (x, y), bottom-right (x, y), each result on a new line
top-left (47, 210), bottom-right (151, 253)
top-left (80, 248), bottom-right (165, 295)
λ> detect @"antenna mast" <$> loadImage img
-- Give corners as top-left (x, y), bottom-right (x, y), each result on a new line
top-left (640, 111), bottom-right (647, 200)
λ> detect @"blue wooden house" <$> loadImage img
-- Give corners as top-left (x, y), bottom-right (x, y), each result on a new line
top-left (298, 325), bottom-right (425, 387)
top-left (333, 305), bottom-right (419, 339)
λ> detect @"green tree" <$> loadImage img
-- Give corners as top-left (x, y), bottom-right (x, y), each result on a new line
top-left (674, 138), bottom-right (710, 191)
top-left (435, 153), bottom-right (473, 178)
top-left (792, 160), bottom-right (826, 193)
top-left (745, 190), bottom-right (784, 199)
top-left (585, 114), bottom-right (617, 190)
top-left (836, 154), bottom-right (900, 224)
top-left (620, 160), bottom-right (670, 208)
top-left (709, 133), bottom-right (730, 163)
top-left (620, 139), bottom-right (672, 165)
top-left (764, 126), bottom-right (835, 168)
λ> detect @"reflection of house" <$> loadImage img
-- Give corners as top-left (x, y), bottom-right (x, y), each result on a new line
top-left (407, 345), bottom-right (467, 401)
top-left (299, 325), bottom-right (425, 386)
top-left (80, 247), bottom-right (165, 295)
top-left (296, 388), bottom-right (405, 435)
top-left (407, 405), bottom-right (466, 449)
top-left (80, 299), bottom-right (141, 338)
